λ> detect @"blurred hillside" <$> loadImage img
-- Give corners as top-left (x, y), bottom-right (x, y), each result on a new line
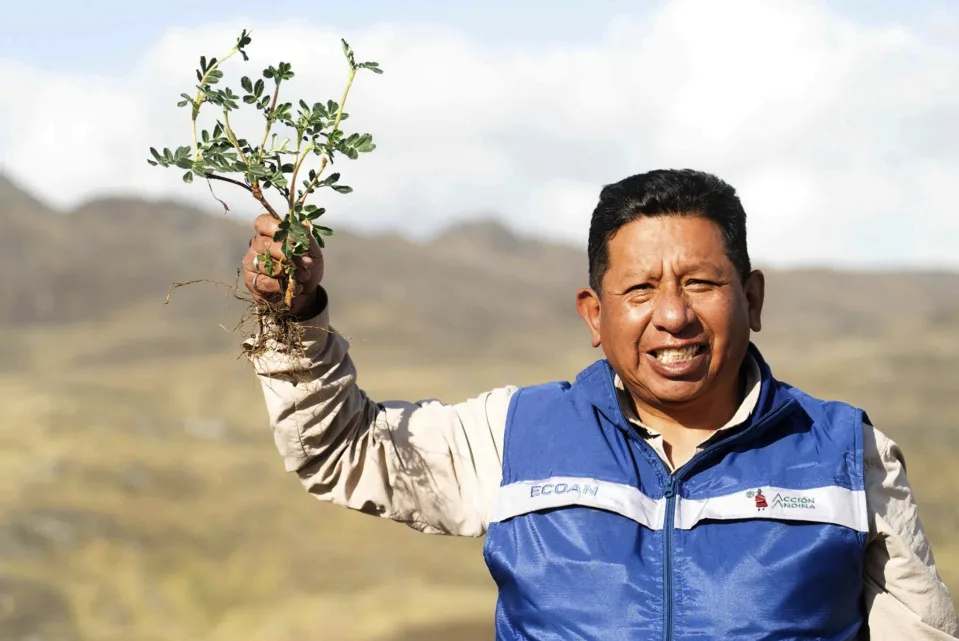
top-left (0, 173), bottom-right (957, 640)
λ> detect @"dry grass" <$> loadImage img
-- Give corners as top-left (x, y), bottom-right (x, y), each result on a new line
top-left (0, 305), bottom-right (956, 641)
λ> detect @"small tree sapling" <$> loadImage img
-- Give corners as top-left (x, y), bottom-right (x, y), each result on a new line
top-left (147, 29), bottom-right (381, 332)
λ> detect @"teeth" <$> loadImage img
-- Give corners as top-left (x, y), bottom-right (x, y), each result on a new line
top-left (655, 346), bottom-right (701, 363)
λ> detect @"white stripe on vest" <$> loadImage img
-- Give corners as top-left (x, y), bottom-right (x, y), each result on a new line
top-left (675, 485), bottom-right (869, 533)
top-left (487, 476), bottom-right (665, 531)
top-left (488, 477), bottom-right (868, 533)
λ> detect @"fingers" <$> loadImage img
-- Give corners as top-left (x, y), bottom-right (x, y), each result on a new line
top-left (250, 234), bottom-right (285, 268)
top-left (243, 260), bottom-right (304, 299)
top-left (253, 213), bottom-right (279, 239)
top-left (245, 244), bottom-right (312, 281)
top-left (245, 214), bottom-right (321, 305)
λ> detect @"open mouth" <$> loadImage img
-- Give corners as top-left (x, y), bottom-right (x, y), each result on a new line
top-left (649, 344), bottom-right (707, 364)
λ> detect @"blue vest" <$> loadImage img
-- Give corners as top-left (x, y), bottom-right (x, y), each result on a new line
top-left (483, 345), bottom-right (869, 640)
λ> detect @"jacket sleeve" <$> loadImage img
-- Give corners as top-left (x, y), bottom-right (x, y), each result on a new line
top-left (245, 293), bottom-right (516, 537)
top-left (862, 423), bottom-right (959, 639)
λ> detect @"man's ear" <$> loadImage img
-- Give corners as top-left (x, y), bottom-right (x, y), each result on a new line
top-left (576, 287), bottom-right (602, 348)
top-left (744, 270), bottom-right (765, 332)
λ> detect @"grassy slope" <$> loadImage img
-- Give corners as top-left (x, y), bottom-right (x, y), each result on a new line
top-left (0, 180), bottom-right (956, 639)
top-left (0, 304), bottom-right (956, 641)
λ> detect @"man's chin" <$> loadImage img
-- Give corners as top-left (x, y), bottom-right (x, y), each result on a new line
top-left (646, 380), bottom-right (708, 406)
top-left (636, 362), bottom-right (711, 405)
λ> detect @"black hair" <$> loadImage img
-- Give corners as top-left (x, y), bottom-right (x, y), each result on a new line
top-left (587, 169), bottom-right (751, 293)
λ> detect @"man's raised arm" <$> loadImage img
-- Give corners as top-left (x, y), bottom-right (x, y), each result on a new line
top-left (241, 215), bottom-right (515, 536)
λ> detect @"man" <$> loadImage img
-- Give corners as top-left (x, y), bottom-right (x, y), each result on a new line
top-left (242, 169), bottom-right (958, 639)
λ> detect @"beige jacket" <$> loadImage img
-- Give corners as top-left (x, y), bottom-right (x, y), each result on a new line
top-left (248, 302), bottom-right (959, 639)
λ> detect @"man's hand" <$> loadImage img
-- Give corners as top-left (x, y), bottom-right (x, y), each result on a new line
top-left (242, 214), bottom-right (325, 319)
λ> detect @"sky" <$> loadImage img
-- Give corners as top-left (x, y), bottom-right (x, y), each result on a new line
top-left (1, 0), bottom-right (958, 268)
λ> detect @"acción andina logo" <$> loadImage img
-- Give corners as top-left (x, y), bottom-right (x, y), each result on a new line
top-left (746, 488), bottom-right (815, 511)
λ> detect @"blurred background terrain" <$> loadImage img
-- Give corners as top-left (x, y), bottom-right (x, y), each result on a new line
top-left (0, 173), bottom-right (957, 640)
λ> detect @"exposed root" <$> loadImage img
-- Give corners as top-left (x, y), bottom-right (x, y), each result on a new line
top-left (164, 270), bottom-right (326, 383)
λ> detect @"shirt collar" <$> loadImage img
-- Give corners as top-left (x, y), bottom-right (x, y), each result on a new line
top-left (613, 353), bottom-right (762, 438)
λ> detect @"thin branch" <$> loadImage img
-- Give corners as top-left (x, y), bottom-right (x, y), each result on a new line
top-left (222, 109), bottom-right (250, 165)
top-left (258, 82), bottom-right (282, 164)
top-left (295, 68), bottom-right (356, 208)
top-left (296, 157), bottom-right (328, 208)
top-left (204, 173), bottom-right (253, 192)
top-left (331, 68), bottom-right (356, 132)
top-left (191, 44), bottom-right (242, 159)
top-left (204, 171), bottom-right (279, 218)
top-left (252, 183), bottom-right (280, 218)
top-left (288, 140), bottom-right (313, 209)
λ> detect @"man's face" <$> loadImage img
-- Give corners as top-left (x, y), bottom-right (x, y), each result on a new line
top-left (576, 214), bottom-right (764, 412)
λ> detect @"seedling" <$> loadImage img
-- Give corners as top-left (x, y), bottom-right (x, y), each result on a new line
top-left (148, 29), bottom-right (382, 312)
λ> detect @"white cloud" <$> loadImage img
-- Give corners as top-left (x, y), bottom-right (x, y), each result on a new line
top-left (1, 0), bottom-right (958, 267)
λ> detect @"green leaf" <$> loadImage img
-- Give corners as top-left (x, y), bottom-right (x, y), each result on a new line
top-left (183, 171), bottom-right (194, 183)
top-left (237, 29), bottom-right (252, 51)
top-left (246, 164), bottom-right (272, 178)
top-left (341, 38), bottom-right (357, 69)
top-left (358, 61), bottom-right (383, 74)
top-left (277, 61), bottom-right (295, 80)
top-left (353, 133), bottom-right (375, 153)
top-left (254, 79), bottom-right (264, 97)
top-left (241, 76), bottom-right (253, 93)
top-left (281, 218), bottom-right (310, 256)
top-left (331, 184), bottom-right (353, 194)
top-left (309, 226), bottom-right (329, 248)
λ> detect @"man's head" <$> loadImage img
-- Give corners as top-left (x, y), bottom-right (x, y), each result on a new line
top-left (576, 169), bottom-right (765, 419)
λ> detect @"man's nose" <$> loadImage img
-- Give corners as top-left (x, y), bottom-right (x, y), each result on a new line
top-left (650, 284), bottom-right (694, 334)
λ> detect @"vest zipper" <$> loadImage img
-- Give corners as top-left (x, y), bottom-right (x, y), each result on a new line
top-left (663, 476), bottom-right (677, 641)
top-left (601, 361), bottom-right (795, 641)
top-left (660, 399), bottom-right (791, 641)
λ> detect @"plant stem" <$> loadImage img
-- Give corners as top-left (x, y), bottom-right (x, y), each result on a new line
top-left (288, 140), bottom-right (313, 209)
top-left (191, 45), bottom-right (241, 160)
top-left (254, 80), bottom-right (284, 213)
top-left (294, 68), bottom-right (356, 208)
top-left (222, 109), bottom-right (250, 165)
top-left (331, 68), bottom-right (356, 132)
top-left (258, 82), bottom-right (282, 164)
top-left (219, 106), bottom-right (281, 216)
top-left (204, 173), bottom-right (254, 193)
top-left (251, 183), bottom-right (280, 219)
